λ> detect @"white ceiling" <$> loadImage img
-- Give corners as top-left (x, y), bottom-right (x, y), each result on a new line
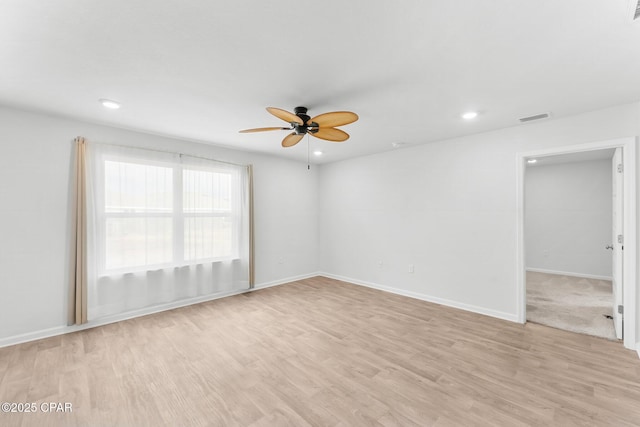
top-left (1, 1), bottom-right (639, 164)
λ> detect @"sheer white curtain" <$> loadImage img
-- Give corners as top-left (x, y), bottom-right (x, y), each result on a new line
top-left (85, 142), bottom-right (250, 320)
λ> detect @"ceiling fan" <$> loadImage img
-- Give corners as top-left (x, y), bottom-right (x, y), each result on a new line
top-left (240, 106), bottom-right (358, 147)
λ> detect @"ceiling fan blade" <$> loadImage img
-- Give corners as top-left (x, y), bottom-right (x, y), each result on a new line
top-left (282, 132), bottom-right (304, 147)
top-left (239, 127), bottom-right (289, 133)
top-left (311, 127), bottom-right (350, 142)
top-left (309, 111), bottom-right (358, 127)
top-left (267, 107), bottom-right (304, 125)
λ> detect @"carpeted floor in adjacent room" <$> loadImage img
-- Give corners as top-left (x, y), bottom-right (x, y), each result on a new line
top-left (526, 271), bottom-right (617, 340)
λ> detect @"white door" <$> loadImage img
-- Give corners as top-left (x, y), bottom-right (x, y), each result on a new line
top-left (612, 147), bottom-right (623, 339)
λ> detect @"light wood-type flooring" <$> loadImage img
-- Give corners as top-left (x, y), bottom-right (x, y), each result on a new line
top-left (1, 276), bottom-right (640, 426)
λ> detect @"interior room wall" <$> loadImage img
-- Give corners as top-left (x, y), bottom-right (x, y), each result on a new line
top-left (1, 102), bottom-right (639, 352)
top-left (0, 106), bottom-right (319, 343)
top-left (525, 159), bottom-right (613, 279)
top-left (318, 102), bottom-right (640, 324)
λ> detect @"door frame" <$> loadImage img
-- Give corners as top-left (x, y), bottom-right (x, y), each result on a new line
top-left (612, 147), bottom-right (624, 338)
top-left (516, 137), bottom-right (637, 350)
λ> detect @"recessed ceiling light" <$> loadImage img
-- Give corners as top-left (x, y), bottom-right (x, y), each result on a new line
top-left (313, 150), bottom-right (323, 156)
top-left (462, 111), bottom-right (478, 120)
top-left (527, 159), bottom-right (538, 164)
top-left (99, 99), bottom-right (121, 109)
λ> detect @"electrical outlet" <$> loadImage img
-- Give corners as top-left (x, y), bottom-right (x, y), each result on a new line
top-left (278, 257), bottom-right (284, 265)
top-left (543, 249), bottom-right (549, 258)
top-left (376, 260), bottom-right (383, 268)
top-left (408, 264), bottom-right (414, 273)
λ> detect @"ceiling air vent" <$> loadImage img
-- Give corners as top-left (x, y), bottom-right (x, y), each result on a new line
top-left (519, 112), bottom-right (551, 123)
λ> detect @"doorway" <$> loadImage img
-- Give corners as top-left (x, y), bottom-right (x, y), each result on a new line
top-left (516, 138), bottom-right (637, 350)
top-left (524, 149), bottom-right (616, 339)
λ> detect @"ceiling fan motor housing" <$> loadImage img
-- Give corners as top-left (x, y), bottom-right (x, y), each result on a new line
top-left (293, 106), bottom-right (312, 134)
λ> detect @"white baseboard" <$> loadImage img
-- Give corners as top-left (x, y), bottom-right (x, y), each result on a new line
top-left (0, 325), bottom-right (72, 350)
top-left (0, 272), bottom-right (320, 349)
top-left (637, 343), bottom-right (640, 359)
top-left (526, 267), bottom-right (612, 281)
top-left (4, 272), bottom-right (630, 355)
top-left (319, 272), bottom-right (519, 323)
top-left (251, 272), bottom-right (320, 291)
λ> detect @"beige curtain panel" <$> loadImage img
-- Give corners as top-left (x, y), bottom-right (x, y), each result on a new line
top-left (68, 136), bottom-right (88, 325)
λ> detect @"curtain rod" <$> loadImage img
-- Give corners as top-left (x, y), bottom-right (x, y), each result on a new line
top-left (82, 138), bottom-right (250, 168)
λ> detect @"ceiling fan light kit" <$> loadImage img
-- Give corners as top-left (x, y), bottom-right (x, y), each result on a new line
top-left (240, 106), bottom-right (358, 148)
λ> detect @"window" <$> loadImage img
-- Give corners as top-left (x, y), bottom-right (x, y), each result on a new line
top-left (96, 152), bottom-right (244, 275)
top-left (85, 142), bottom-right (251, 321)
top-left (103, 160), bottom-right (174, 271)
top-left (183, 167), bottom-right (239, 262)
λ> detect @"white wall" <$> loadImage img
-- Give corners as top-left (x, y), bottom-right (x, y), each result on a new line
top-left (0, 106), bottom-right (319, 342)
top-left (525, 159), bottom-right (612, 278)
top-left (319, 102), bottom-right (640, 323)
top-left (1, 102), bottom-right (639, 350)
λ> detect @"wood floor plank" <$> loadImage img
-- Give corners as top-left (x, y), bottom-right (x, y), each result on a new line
top-left (1, 276), bottom-right (640, 426)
